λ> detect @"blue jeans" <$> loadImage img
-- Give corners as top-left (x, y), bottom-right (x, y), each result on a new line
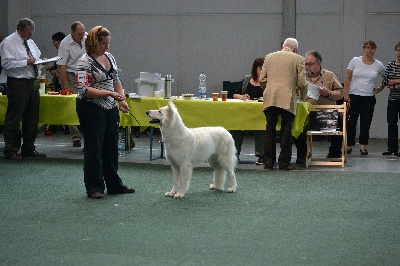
top-left (76, 99), bottom-right (127, 195)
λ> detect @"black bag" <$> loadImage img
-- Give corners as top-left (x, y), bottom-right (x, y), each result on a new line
top-left (309, 109), bottom-right (339, 131)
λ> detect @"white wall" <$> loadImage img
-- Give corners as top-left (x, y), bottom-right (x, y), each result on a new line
top-left (28, 0), bottom-right (283, 96)
top-left (2, 0), bottom-right (400, 138)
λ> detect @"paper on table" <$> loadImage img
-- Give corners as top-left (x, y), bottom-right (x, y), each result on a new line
top-left (307, 82), bottom-right (323, 100)
top-left (34, 56), bottom-right (61, 65)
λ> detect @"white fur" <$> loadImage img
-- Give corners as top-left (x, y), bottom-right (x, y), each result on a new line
top-left (146, 101), bottom-right (237, 198)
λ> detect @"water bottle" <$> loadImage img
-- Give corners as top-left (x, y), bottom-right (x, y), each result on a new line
top-left (199, 72), bottom-right (206, 99)
top-left (118, 128), bottom-right (125, 155)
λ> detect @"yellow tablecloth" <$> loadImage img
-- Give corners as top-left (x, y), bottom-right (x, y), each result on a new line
top-left (0, 95), bottom-right (309, 137)
top-left (0, 94), bottom-right (79, 125)
top-left (0, 94), bottom-right (123, 126)
top-left (121, 97), bottom-right (310, 138)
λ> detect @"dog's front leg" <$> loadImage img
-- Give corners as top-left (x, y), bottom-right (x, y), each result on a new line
top-left (173, 163), bottom-right (193, 198)
top-left (165, 166), bottom-right (180, 197)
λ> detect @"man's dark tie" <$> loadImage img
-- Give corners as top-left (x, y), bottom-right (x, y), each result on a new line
top-left (23, 40), bottom-right (38, 77)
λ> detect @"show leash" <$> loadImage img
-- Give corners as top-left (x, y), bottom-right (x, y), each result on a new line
top-left (128, 112), bottom-right (163, 143)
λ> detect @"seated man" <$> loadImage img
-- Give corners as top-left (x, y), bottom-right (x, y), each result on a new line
top-left (231, 57), bottom-right (265, 165)
top-left (293, 50), bottom-right (344, 165)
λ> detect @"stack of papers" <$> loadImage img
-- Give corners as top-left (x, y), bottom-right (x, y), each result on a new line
top-left (307, 82), bottom-right (323, 100)
top-left (34, 56), bottom-right (61, 65)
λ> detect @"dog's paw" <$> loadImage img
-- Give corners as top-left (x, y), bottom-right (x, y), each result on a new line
top-left (165, 192), bottom-right (175, 197)
top-left (227, 187), bottom-right (236, 193)
top-left (210, 184), bottom-right (224, 191)
top-left (173, 193), bottom-right (185, 199)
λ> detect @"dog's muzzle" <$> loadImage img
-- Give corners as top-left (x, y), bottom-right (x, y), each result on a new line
top-left (148, 119), bottom-right (160, 124)
top-left (146, 111), bottom-right (161, 124)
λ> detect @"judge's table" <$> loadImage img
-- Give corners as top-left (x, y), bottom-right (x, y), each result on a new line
top-left (120, 97), bottom-right (310, 160)
top-left (121, 97), bottom-right (310, 135)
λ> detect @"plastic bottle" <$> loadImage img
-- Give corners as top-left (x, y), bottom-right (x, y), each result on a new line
top-left (199, 72), bottom-right (206, 99)
top-left (118, 128), bottom-right (125, 155)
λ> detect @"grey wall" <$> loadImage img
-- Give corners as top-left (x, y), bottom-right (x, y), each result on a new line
top-left (2, 0), bottom-right (400, 138)
top-left (0, 0), bottom-right (8, 38)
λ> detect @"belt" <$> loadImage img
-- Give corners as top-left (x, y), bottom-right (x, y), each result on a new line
top-left (7, 76), bottom-right (37, 81)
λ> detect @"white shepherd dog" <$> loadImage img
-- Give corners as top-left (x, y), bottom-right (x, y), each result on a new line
top-left (146, 101), bottom-right (237, 198)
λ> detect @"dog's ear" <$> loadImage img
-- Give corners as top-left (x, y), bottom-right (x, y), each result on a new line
top-left (167, 100), bottom-right (176, 109)
top-left (165, 102), bottom-right (173, 119)
top-left (165, 101), bottom-right (178, 122)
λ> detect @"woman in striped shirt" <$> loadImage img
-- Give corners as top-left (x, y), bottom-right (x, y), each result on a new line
top-left (379, 42), bottom-right (400, 156)
top-left (76, 26), bottom-right (135, 199)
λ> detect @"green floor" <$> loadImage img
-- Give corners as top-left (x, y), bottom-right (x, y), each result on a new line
top-left (1, 158), bottom-right (399, 265)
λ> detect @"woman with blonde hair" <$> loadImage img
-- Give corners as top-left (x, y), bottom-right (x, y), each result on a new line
top-left (76, 26), bottom-right (135, 199)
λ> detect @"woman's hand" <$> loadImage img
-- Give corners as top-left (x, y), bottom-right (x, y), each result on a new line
top-left (112, 91), bottom-right (126, 102)
top-left (118, 100), bottom-right (130, 113)
top-left (242, 94), bottom-right (250, 100)
top-left (343, 93), bottom-right (350, 103)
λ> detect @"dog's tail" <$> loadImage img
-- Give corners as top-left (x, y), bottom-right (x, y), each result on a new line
top-left (222, 136), bottom-right (238, 168)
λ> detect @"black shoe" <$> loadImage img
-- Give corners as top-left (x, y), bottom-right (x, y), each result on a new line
top-left (255, 157), bottom-right (264, 165)
top-left (21, 150), bottom-right (46, 158)
top-left (73, 140), bottom-right (82, 147)
top-left (263, 164), bottom-right (273, 170)
top-left (360, 149), bottom-right (368, 155)
top-left (279, 164), bottom-right (296, 170)
top-left (382, 150), bottom-right (398, 155)
top-left (347, 147), bottom-right (352, 154)
top-left (5, 152), bottom-right (23, 161)
top-left (88, 192), bottom-right (103, 199)
top-left (107, 188), bottom-right (135, 195)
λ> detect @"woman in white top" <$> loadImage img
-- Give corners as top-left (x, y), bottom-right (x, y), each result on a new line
top-left (344, 40), bottom-right (385, 155)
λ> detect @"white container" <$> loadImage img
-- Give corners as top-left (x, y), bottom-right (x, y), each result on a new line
top-left (135, 72), bottom-right (172, 97)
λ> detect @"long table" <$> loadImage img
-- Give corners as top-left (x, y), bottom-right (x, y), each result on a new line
top-left (1, 95), bottom-right (310, 159)
top-left (121, 97), bottom-right (310, 135)
top-left (122, 97), bottom-right (310, 160)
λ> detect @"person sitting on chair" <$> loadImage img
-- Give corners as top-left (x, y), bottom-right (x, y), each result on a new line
top-left (293, 50), bottom-right (344, 165)
top-left (231, 57), bottom-right (265, 165)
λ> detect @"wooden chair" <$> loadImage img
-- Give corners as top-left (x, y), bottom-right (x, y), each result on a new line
top-left (306, 103), bottom-right (347, 168)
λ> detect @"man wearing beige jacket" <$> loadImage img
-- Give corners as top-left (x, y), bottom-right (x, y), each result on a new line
top-left (260, 38), bottom-right (308, 170)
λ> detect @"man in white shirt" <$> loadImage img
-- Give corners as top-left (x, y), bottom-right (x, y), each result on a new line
top-left (0, 18), bottom-right (46, 160)
top-left (57, 21), bottom-right (86, 147)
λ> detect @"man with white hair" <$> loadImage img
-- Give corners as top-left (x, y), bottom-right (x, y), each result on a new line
top-left (260, 38), bottom-right (308, 170)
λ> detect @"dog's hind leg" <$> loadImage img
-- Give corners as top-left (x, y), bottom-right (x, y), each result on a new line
top-left (216, 153), bottom-right (237, 193)
top-left (208, 156), bottom-right (226, 191)
top-left (165, 166), bottom-right (180, 197)
top-left (173, 163), bottom-right (192, 198)
top-left (210, 166), bottom-right (227, 191)
top-left (226, 170), bottom-right (237, 193)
